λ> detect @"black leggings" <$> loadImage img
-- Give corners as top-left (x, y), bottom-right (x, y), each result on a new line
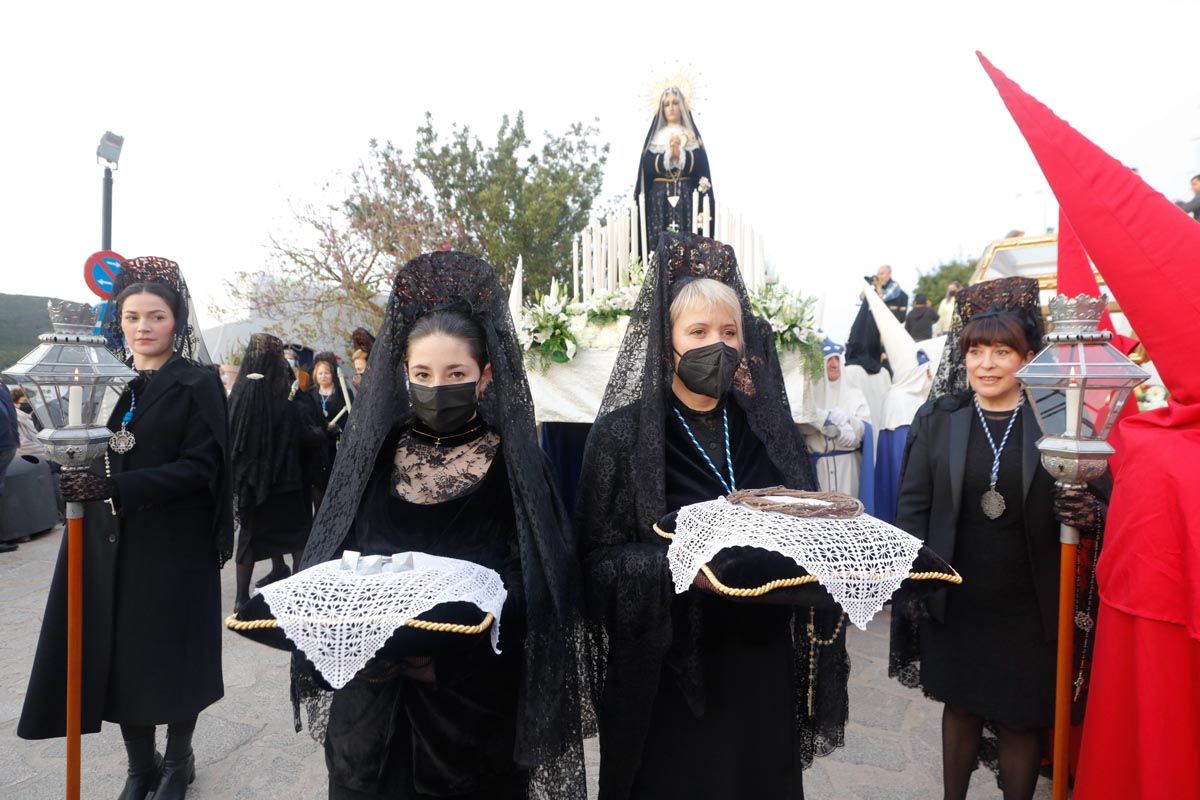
top-left (941, 704), bottom-right (1041, 800)
top-left (120, 716), bottom-right (196, 746)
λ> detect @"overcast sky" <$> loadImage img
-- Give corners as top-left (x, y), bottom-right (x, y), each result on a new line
top-left (4, 0), bottom-right (1198, 342)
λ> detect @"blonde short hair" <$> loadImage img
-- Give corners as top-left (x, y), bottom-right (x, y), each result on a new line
top-left (668, 278), bottom-right (743, 343)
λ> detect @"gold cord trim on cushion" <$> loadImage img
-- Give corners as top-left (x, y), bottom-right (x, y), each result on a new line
top-left (224, 612), bottom-right (495, 636)
top-left (698, 562), bottom-right (820, 596)
top-left (652, 524), bottom-right (963, 593)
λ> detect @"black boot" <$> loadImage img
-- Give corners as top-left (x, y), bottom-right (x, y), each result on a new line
top-left (154, 721), bottom-right (197, 800)
top-left (117, 727), bottom-right (161, 800)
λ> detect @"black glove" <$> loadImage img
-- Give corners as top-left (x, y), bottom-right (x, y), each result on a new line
top-left (1054, 485), bottom-right (1102, 533)
top-left (60, 470), bottom-right (117, 503)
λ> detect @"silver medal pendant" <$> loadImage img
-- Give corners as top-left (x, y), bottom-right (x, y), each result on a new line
top-left (109, 428), bottom-right (136, 454)
top-left (981, 488), bottom-right (1006, 520)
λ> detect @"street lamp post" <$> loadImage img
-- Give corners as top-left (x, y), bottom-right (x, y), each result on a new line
top-left (96, 132), bottom-right (123, 250)
top-left (1015, 293), bottom-right (1149, 800)
top-left (3, 301), bottom-right (136, 800)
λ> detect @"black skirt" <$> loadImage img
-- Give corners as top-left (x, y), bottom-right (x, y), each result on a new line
top-left (630, 595), bottom-right (802, 799)
top-left (918, 411), bottom-right (1055, 728)
top-left (237, 488), bottom-right (312, 561)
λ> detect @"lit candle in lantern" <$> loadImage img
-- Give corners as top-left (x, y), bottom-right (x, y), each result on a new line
top-left (1065, 367), bottom-right (1080, 436)
top-left (68, 369), bottom-right (83, 427)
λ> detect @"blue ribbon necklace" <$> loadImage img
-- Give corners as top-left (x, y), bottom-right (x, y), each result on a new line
top-left (973, 392), bottom-right (1023, 520)
top-left (109, 388), bottom-right (138, 454)
top-left (672, 406), bottom-right (737, 495)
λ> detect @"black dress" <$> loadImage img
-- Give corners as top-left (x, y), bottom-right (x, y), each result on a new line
top-left (640, 147), bottom-right (713, 242)
top-left (918, 409), bottom-right (1055, 728)
top-left (325, 425), bottom-right (527, 799)
top-left (19, 356), bottom-right (231, 737)
top-left (629, 397), bottom-right (804, 799)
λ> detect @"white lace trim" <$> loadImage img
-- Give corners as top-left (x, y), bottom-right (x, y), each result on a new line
top-left (258, 551), bottom-right (508, 689)
top-left (667, 497), bottom-right (924, 630)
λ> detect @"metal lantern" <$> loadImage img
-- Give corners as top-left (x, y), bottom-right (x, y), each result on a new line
top-left (1016, 294), bottom-right (1149, 488)
top-left (2, 299), bottom-right (137, 800)
top-left (3, 300), bottom-right (137, 468)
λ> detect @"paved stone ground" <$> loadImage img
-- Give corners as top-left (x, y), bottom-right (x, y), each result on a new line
top-left (1, 526), bottom-right (1050, 799)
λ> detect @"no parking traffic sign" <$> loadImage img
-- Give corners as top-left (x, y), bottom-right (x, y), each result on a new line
top-left (84, 250), bottom-right (125, 299)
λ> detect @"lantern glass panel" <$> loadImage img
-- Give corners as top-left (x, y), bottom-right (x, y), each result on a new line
top-left (30, 383), bottom-right (65, 430)
top-left (1017, 340), bottom-right (1148, 440)
top-left (4, 334), bottom-right (136, 432)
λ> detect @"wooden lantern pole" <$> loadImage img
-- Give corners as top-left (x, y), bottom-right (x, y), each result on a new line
top-left (65, 381), bottom-right (85, 800)
top-left (65, 499), bottom-right (83, 800)
top-left (1052, 523), bottom-right (1079, 800)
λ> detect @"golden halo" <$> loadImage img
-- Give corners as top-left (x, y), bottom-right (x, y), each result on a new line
top-left (642, 62), bottom-right (705, 118)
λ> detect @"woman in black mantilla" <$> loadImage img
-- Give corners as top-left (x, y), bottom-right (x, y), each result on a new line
top-left (636, 88), bottom-right (714, 244)
top-left (889, 277), bottom-right (1108, 800)
top-left (229, 333), bottom-right (326, 611)
top-left (292, 252), bottom-right (588, 799)
top-left (308, 350), bottom-right (352, 509)
top-left (18, 257), bottom-right (233, 800)
top-left (577, 233), bottom-right (849, 800)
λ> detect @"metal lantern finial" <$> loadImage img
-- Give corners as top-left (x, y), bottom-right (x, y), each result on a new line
top-left (3, 300), bottom-right (137, 468)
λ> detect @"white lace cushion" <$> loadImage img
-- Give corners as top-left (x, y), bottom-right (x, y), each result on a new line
top-left (667, 498), bottom-right (924, 630)
top-left (258, 553), bottom-right (508, 689)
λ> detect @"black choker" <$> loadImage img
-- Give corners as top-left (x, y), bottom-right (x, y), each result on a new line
top-left (409, 422), bottom-right (487, 448)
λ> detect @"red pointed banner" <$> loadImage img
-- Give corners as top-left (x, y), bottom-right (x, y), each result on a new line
top-left (978, 50), bottom-right (1200, 405)
top-left (1056, 210), bottom-right (1139, 356)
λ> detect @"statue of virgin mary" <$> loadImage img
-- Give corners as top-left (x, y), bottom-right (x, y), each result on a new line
top-left (636, 87), bottom-right (714, 246)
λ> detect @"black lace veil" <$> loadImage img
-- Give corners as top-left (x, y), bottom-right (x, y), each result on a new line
top-left (227, 333), bottom-right (307, 517)
top-left (106, 256), bottom-right (211, 365)
top-left (296, 251), bottom-right (587, 797)
top-left (931, 276), bottom-right (1045, 401)
top-left (596, 232), bottom-right (817, 506)
top-left (578, 233), bottom-right (846, 795)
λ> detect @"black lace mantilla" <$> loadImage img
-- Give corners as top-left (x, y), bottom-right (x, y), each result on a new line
top-left (931, 276), bottom-right (1045, 401)
top-left (295, 251), bottom-right (589, 799)
top-left (106, 255), bottom-right (212, 365)
top-left (576, 233), bottom-right (846, 797)
top-left (228, 333), bottom-right (309, 515)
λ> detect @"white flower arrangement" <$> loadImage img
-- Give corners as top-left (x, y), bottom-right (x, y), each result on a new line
top-left (516, 264), bottom-right (821, 379)
top-left (748, 283), bottom-right (825, 380)
top-left (517, 279), bottom-right (579, 369)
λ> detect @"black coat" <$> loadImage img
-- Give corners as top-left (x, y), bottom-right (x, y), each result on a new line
top-left (18, 356), bottom-right (232, 738)
top-left (904, 306), bottom-right (938, 342)
top-left (896, 397), bottom-right (1059, 638)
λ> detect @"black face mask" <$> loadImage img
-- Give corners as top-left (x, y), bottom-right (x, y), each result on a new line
top-left (674, 341), bottom-right (740, 400)
top-left (409, 380), bottom-right (479, 433)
